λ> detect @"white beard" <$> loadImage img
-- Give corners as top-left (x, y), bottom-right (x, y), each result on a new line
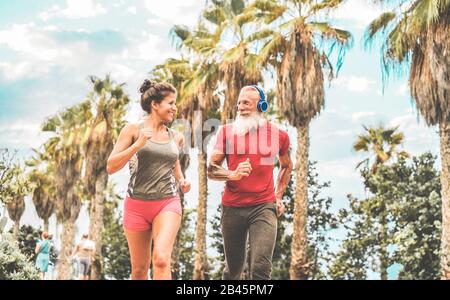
top-left (232, 112), bottom-right (266, 136)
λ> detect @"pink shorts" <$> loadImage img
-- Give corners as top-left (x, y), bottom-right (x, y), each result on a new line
top-left (123, 195), bottom-right (182, 231)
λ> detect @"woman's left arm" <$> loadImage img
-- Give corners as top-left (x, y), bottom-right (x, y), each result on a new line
top-left (174, 132), bottom-right (191, 193)
top-left (35, 242), bottom-right (41, 254)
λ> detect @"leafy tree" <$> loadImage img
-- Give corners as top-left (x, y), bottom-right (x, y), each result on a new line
top-left (366, 0), bottom-right (450, 278)
top-left (0, 229), bottom-right (39, 280)
top-left (330, 153), bottom-right (441, 280)
top-left (177, 208), bottom-right (196, 279)
top-left (101, 188), bottom-right (131, 280)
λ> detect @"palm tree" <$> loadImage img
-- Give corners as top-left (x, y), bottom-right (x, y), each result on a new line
top-left (201, 0), bottom-right (264, 123)
top-left (41, 101), bottom-right (92, 279)
top-left (5, 163), bottom-right (28, 240)
top-left (353, 125), bottom-right (409, 173)
top-left (6, 196), bottom-right (25, 240)
top-left (366, 0), bottom-right (450, 279)
top-left (28, 168), bottom-right (55, 232)
top-left (352, 124), bottom-right (409, 279)
top-left (0, 149), bottom-right (19, 205)
top-left (250, 0), bottom-right (352, 279)
top-left (82, 75), bottom-right (130, 279)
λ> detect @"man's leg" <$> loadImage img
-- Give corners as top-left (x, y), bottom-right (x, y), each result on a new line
top-left (248, 202), bottom-right (278, 280)
top-left (221, 205), bottom-right (249, 280)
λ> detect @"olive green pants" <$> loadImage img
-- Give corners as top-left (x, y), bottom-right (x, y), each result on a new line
top-left (221, 202), bottom-right (278, 280)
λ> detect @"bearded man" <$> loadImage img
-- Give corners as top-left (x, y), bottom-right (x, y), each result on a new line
top-left (207, 85), bottom-right (293, 280)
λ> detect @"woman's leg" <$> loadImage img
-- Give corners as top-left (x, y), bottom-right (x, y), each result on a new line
top-left (151, 211), bottom-right (181, 280)
top-left (124, 228), bottom-right (152, 280)
top-left (40, 272), bottom-right (45, 280)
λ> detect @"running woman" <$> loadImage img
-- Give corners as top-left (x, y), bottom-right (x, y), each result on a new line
top-left (107, 79), bottom-right (191, 280)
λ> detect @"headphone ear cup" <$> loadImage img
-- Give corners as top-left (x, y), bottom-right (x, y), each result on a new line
top-left (258, 100), bottom-right (269, 112)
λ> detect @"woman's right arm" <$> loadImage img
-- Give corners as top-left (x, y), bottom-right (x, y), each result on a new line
top-left (107, 124), bottom-right (147, 175)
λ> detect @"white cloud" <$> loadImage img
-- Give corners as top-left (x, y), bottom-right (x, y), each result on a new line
top-left (127, 6), bottom-right (137, 15)
top-left (397, 82), bottom-right (409, 96)
top-left (112, 0), bottom-right (126, 8)
top-left (333, 75), bottom-right (376, 93)
top-left (333, 129), bottom-right (353, 137)
top-left (0, 120), bottom-right (49, 149)
top-left (317, 157), bottom-right (361, 181)
top-left (0, 62), bottom-right (33, 81)
top-left (0, 23), bottom-right (72, 62)
top-left (39, 0), bottom-right (107, 21)
top-left (330, 0), bottom-right (384, 28)
top-left (351, 111), bottom-right (377, 124)
top-left (0, 23), bottom-right (129, 81)
top-left (388, 111), bottom-right (439, 157)
top-left (108, 62), bottom-right (137, 83)
top-left (144, 0), bottom-right (205, 27)
top-left (134, 30), bottom-right (178, 62)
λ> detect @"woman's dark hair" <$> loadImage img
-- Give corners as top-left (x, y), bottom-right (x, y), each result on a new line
top-left (139, 79), bottom-right (177, 114)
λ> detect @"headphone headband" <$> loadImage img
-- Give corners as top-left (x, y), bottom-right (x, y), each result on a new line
top-left (250, 85), bottom-right (268, 113)
top-left (250, 85), bottom-right (265, 101)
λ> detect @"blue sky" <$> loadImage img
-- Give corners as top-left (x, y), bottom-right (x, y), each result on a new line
top-left (0, 0), bottom-right (440, 279)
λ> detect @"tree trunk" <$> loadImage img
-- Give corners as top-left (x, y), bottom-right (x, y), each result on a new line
top-left (57, 219), bottom-right (75, 280)
top-left (89, 171), bottom-right (107, 280)
top-left (193, 153), bottom-right (208, 279)
top-left (171, 192), bottom-right (184, 280)
top-left (13, 220), bottom-right (20, 240)
top-left (289, 123), bottom-right (310, 280)
top-left (379, 203), bottom-right (388, 280)
top-left (171, 153), bottom-right (190, 279)
top-left (440, 121), bottom-right (450, 279)
top-left (43, 218), bottom-right (49, 233)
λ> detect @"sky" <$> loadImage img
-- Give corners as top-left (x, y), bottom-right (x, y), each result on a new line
top-left (0, 0), bottom-right (440, 279)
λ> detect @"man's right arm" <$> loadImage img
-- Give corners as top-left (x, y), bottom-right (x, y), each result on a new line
top-left (207, 150), bottom-right (252, 181)
top-left (207, 150), bottom-right (230, 181)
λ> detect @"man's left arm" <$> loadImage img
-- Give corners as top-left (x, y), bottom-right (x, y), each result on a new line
top-left (275, 150), bottom-right (293, 217)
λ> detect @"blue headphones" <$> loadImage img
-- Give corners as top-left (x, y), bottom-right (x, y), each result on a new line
top-left (250, 85), bottom-right (269, 113)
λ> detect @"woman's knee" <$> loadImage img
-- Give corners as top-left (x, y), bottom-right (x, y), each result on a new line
top-left (152, 252), bottom-right (171, 270)
top-left (131, 262), bottom-right (150, 278)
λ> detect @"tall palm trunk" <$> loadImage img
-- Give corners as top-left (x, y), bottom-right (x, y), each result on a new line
top-left (379, 202), bottom-right (388, 280)
top-left (13, 221), bottom-right (20, 240)
top-left (55, 155), bottom-right (82, 280)
top-left (171, 153), bottom-right (190, 279)
top-left (440, 122), bottom-right (450, 279)
top-left (57, 219), bottom-right (76, 279)
top-left (88, 171), bottom-right (108, 280)
top-left (171, 192), bottom-right (185, 279)
top-left (43, 219), bottom-right (49, 232)
top-left (193, 153), bottom-right (208, 279)
top-left (289, 123), bottom-right (310, 280)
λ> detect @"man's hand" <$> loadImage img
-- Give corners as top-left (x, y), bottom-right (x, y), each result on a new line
top-left (228, 158), bottom-right (252, 181)
top-left (275, 198), bottom-right (285, 217)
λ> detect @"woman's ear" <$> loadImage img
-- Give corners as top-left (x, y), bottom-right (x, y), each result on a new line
top-left (151, 100), bottom-right (159, 112)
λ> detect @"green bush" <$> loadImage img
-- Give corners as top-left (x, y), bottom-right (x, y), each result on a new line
top-left (0, 232), bottom-right (40, 280)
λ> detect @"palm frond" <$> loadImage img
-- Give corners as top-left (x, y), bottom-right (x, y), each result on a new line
top-left (307, 0), bottom-right (344, 16)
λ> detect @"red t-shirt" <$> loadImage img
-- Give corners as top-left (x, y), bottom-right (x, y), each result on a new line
top-left (213, 121), bottom-right (290, 207)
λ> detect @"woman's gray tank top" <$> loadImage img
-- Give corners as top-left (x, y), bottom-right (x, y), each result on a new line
top-left (127, 123), bottom-right (179, 200)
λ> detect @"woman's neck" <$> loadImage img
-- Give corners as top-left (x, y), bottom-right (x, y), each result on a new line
top-left (145, 115), bottom-right (166, 132)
